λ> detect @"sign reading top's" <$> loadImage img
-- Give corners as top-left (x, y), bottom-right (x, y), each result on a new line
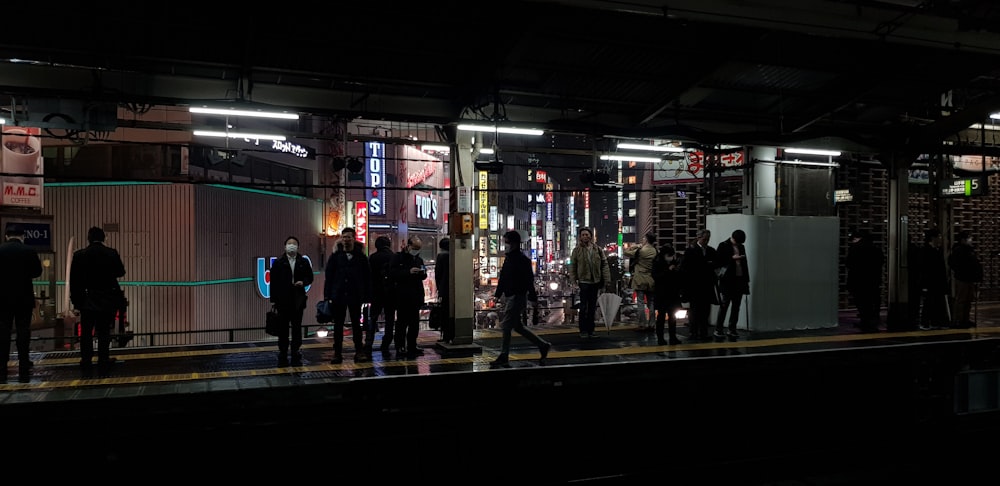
top-left (365, 142), bottom-right (386, 215)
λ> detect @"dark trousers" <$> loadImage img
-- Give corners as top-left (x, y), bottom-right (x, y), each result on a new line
top-left (331, 302), bottom-right (363, 357)
top-left (370, 295), bottom-right (395, 350)
top-left (577, 283), bottom-right (601, 335)
top-left (689, 298), bottom-right (712, 339)
top-left (920, 291), bottom-right (950, 328)
top-left (395, 304), bottom-right (421, 352)
top-left (0, 308), bottom-right (32, 375)
top-left (80, 309), bottom-right (114, 366)
top-left (852, 287), bottom-right (880, 330)
top-left (497, 293), bottom-right (547, 359)
top-left (276, 305), bottom-right (304, 359)
top-left (439, 297), bottom-right (454, 342)
top-left (715, 292), bottom-right (743, 334)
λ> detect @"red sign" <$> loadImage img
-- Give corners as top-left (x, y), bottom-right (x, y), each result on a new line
top-left (355, 201), bottom-right (368, 245)
top-left (535, 170), bottom-right (547, 183)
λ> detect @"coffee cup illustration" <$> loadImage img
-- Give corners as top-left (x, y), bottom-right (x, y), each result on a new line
top-left (2, 128), bottom-right (42, 184)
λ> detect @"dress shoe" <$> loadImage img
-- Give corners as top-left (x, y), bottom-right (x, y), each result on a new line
top-left (355, 353), bottom-right (370, 363)
top-left (330, 355), bottom-right (343, 365)
top-left (727, 331), bottom-right (739, 339)
top-left (669, 338), bottom-right (683, 345)
top-left (290, 357), bottom-right (303, 366)
top-left (0, 375), bottom-right (6, 384)
top-left (18, 372), bottom-right (30, 384)
top-left (278, 357), bottom-right (290, 367)
top-left (489, 358), bottom-right (510, 369)
top-left (657, 339), bottom-right (668, 345)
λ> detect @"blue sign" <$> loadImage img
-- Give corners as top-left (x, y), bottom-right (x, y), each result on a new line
top-left (4, 221), bottom-right (52, 252)
top-left (365, 142), bottom-right (386, 215)
top-left (255, 255), bottom-right (313, 299)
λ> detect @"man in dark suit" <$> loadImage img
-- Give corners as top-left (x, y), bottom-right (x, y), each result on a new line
top-left (70, 226), bottom-right (126, 374)
top-left (368, 236), bottom-right (396, 355)
top-left (387, 236), bottom-right (428, 359)
top-left (268, 236), bottom-right (314, 366)
top-left (323, 227), bottom-right (373, 364)
top-left (0, 225), bottom-right (43, 383)
top-left (714, 229), bottom-right (749, 340)
top-left (680, 229), bottom-right (720, 340)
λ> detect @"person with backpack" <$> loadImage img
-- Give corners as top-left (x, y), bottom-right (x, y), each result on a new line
top-left (369, 236), bottom-right (397, 355)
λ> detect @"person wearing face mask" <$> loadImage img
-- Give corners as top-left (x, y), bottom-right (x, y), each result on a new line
top-left (323, 227), bottom-right (373, 364)
top-left (948, 230), bottom-right (982, 329)
top-left (0, 226), bottom-right (43, 383)
top-left (387, 236), bottom-right (427, 358)
top-left (268, 236), bottom-right (314, 366)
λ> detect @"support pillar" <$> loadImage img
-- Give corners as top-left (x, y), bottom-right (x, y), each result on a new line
top-left (886, 153), bottom-right (913, 331)
top-left (436, 130), bottom-right (482, 355)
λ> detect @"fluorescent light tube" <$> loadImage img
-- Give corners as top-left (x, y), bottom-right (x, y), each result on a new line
top-left (0, 118), bottom-right (5, 124)
top-left (970, 123), bottom-right (1000, 131)
top-left (421, 144), bottom-right (450, 152)
top-left (193, 130), bottom-right (286, 141)
top-left (616, 142), bottom-right (684, 152)
top-left (190, 107), bottom-right (299, 120)
top-left (480, 148), bottom-right (495, 155)
top-left (600, 154), bottom-right (662, 163)
top-left (456, 124), bottom-right (544, 136)
top-left (784, 148), bottom-right (841, 156)
top-left (779, 160), bottom-right (839, 167)
top-left (990, 113), bottom-right (1000, 119)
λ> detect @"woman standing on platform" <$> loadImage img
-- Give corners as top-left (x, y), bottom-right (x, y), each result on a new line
top-left (269, 236), bottom-right (314, 367)
top-left (625, 232), bottom-right (658, 332)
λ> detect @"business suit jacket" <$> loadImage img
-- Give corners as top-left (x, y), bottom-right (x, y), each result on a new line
top-left (0, 239), bottom-right (43, 310)
top-left (269, 253), bottom-right (314, 311)
top-left (70, 242), bottom-right (126, 312)
top-left (716, 238), bottom-right (750, 296)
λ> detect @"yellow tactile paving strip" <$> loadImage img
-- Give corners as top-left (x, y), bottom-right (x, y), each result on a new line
top-left (1, 324), bottom-right (995, 392)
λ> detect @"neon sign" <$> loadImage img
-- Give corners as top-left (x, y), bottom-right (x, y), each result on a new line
top-left (356, 201), bottom-right (369, 244)
top-left (255, 255), bottom-right (314, 299)
top-left (365, 142), bottom-right (385, 215)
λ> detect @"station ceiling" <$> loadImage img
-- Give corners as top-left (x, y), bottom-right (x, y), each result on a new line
top-left (3, 0), bottom-right (1000, 173)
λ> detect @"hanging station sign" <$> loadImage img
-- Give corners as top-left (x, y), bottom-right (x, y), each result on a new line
top-left (939, 176), bottom-right (988, 198)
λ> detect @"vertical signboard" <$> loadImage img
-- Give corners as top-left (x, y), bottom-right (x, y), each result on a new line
top-left (365, 142), bottom-right (386, 215)
top-left (478, 171), bottom-right (488, 229)
top-left (1, 127), bottom-right (44, 208)
top-left (355, 201), bottom-right (369, 246)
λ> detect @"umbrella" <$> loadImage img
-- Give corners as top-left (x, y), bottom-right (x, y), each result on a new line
top-left (597, 292), bottom-right (623, 332)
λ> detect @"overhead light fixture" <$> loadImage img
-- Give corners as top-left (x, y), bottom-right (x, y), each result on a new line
top-left (421, 144), bottom-right (450, 152)
top-left (456, 123), bottom-right (544, 136)
top-left (480, 148), bottom-right (495, 155)
top-left (189, 106), bottom-right (299, 120)
top-left (600, 154), bottom-right (662, 163)
top-left (990, 113), bottom-right (1000, 119)
top-left (778, 160), bottom-right (839, 167)
top-left (193, 130), bottom-right (286, 141)
top-left (0, 118), bottom-right (5, 125)
top-left (616, 142), bottom-right (684, 152)
top-left (784, 148), bottom-right (841, 156)
top-left (970, 123), bottom-right (1000, 131)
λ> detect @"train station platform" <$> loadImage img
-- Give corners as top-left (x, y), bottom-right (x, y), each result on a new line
top-left (4, 307), bottom-right (1000, 484)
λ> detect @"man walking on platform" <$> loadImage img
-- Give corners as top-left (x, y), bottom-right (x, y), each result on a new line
top-left (490, 230), bottom-right (551, 368)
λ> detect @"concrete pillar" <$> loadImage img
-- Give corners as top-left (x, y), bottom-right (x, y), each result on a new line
top-left (437, 130), bottom-right (482, 354)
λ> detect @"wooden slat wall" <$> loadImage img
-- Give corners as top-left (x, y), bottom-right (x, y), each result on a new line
top-left (43, 183), bottom-right (325, 346)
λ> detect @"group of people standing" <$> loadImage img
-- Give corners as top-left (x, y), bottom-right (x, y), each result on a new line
top-left (569, 227), bottom-right (751, 345)
top-left (268, 228), bottom-right (443, 366)
top-left (846, 227), bottom-right (983, 331)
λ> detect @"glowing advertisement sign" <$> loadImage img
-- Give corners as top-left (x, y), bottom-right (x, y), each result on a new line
top-left (478, 171), bottom-right (488, 230)
top-left (414, 192), bottom-right (438, 221)
top-left (255, 255), bottom-right (314, 298)
top-left (356, 201), bottom-right (369, 244)
top-left (1, 127), bottom-right (44, 208)
top-left (365, 142), bottom-right (386, 215)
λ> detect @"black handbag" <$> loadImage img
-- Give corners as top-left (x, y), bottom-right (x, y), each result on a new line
top-left (265, 305), bottom-right (282, 336)
top-left (316, 300), bottom-right (334, 324)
